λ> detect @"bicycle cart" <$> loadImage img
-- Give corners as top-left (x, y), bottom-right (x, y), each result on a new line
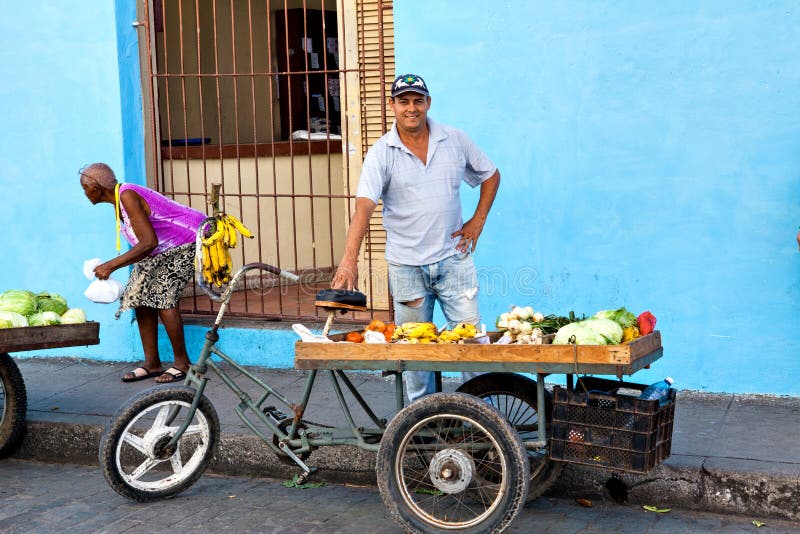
top-left (295, 329), bottom-right (666, 531)
top-left (98, 218), bottom-right (670, 532)
top-left (0, 322), bottom-right (100, 456)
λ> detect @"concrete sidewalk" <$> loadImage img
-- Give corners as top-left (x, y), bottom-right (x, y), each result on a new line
top-left (8, 357), bottom-right (800, 523)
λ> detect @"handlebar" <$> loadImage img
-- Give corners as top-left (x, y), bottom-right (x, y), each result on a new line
top-left (194, 217), bottom-right (299, 302)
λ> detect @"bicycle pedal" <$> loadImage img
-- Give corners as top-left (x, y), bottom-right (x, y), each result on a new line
top-left (262, 405), bottom-right (288, 421)
top-left (362, 433), bottom-right (382, 444)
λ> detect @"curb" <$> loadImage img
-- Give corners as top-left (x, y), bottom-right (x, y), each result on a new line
top-left (13, 420), bottom-right (799, 522)
top-left (550, 461), bottom-right (800, 522)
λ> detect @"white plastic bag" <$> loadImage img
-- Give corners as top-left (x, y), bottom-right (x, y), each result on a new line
top-left (292, 324), bottom-right (333, 343)
top-left (363, 330), bottom-right (387, 343)
top-left (83, 258), bottom-right (124, 304)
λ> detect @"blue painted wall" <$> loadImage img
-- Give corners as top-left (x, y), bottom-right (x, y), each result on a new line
top-left (394, 1), bottom-right (800, 394)
top-left (0, 2), bottom-right (137, 358)
top-left (4, 2), bottom-right (799, 394)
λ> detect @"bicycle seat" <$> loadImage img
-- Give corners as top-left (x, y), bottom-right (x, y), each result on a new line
top-left (315, 289), bottom-right (367, 311)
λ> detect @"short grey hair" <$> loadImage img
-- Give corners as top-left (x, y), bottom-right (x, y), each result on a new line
top-left (79, 162), bottom-right (117, 189)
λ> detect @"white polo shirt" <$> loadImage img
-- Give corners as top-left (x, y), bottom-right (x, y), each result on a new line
top-left (356, 118), bottom-right (497, 266)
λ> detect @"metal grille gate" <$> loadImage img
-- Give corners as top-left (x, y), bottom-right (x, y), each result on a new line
top-left (136, 0), bottom-right (393, 322)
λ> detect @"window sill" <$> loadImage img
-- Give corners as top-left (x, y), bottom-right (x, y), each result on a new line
top-left (162, 140), bottom-right (342, 160)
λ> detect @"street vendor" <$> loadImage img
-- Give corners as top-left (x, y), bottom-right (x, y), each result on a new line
top-left (79, 163), bottom-right (205, 384)
top-left (330, 73), bottom-right (501, 401)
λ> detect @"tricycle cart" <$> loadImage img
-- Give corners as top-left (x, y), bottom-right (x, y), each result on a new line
top-left (295, 329), bottom-right (667, 532)
top-left (98, 220), bottom-right (671, 533)
top-left (0, 322), bottom-right (100, 456)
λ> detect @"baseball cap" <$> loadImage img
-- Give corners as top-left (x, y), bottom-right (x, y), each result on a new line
top-left (391, 73), bottom-right (430, 98)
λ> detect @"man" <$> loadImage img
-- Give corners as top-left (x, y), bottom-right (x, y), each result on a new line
top-left (330, 73), bottom-right (500, 401)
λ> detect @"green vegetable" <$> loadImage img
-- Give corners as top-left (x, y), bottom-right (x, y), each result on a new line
top-left (60, 308), bottom-right (87, 324)
top-left (0, 318), bottom-right (13, 329)
top-left (0, 290), bottom-right (38, 316)
top-left (642, 505), bottom-right (671, 513)
top-left (37, 292), bottom-right (68, 315)
top-left (580, 318), bottom-right (624, 344)
top-left (27, 311), bottom-right (62, 326)
top-left (0, 310), bottom-right (28, 328)
top-left (594, 307), bottom-right (637, 328)
top-left (553, 322), bottom-right (609, 345)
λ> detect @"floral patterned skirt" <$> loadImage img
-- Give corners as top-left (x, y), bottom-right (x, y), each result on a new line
top-left (116, 243), bottom-right (195, 318)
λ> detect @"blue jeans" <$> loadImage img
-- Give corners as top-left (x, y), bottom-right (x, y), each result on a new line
top-left (388, 253), bottom-right (482, 402)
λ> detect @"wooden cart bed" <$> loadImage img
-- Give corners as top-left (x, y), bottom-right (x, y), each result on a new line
top-left (295, 330), bottom-right (662, 376)
top-left (0, 322), bottom-right (101, 353)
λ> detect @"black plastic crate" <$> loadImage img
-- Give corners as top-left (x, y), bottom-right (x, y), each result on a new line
top-left (548, 376), bottom-right (676, 473)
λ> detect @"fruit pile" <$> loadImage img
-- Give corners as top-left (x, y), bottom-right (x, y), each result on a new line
top-left (344, 319), bottom-right (396, 343)
top-left (343, 321), bottom-right (480, 344)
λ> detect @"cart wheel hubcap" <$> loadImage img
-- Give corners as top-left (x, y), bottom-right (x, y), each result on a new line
top-left (429, 448), bottom-right (474, 494)
top-left (146, 431), bottom-right (176, 461)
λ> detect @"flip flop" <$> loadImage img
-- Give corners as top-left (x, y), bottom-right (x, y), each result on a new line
top-left (155, 367), bottom-right (187, 384)
top-left (122, 366), bottom-right (165, 383)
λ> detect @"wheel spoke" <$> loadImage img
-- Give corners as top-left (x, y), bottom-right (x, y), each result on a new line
top-left (181, 424), bottom-right (205, 437)
top-left (170, 445), bottom-right (184, 473)
top-left (127, 458), bottom-right (158, 481)
top-left (152, 404), bottom-right (173, 432)
top-left (121, 431), bottom-right (148, 454)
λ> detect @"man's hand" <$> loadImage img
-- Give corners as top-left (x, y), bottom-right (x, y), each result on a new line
top-left (796, 229), bottom-right (800, 252)
top-left (331, 259), bottom-right (358, 290)
top-left (453, 171), bottom-right (499, 253)
top-left (451, 218), bottom-right (486, 253)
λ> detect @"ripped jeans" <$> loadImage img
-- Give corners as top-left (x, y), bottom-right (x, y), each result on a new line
top-left (388, 252), bottom-right (482, 402)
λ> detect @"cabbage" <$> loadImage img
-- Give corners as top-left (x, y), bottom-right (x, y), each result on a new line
top-left (0, 319), bottom-right (12, 329)
top-left (60, 308), bottom-right (87, 324)
top-left (27, 311), bottom-right (62, 326)
top-left (594, 307), bottom-right (637, 328)
top-left (580, 318), bottom-right (624, 344)
top-left (553, 322), bottom-right (609, 345)
top-left (0, 310), bottom-right (28, 328)
top-left (37, 292), bottom-right (69, 315)
top-left (0, 290), bottom-right (37, 316)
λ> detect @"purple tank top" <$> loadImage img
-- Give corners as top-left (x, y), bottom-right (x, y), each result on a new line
top-left (119, 183), bottom-right (206, 256)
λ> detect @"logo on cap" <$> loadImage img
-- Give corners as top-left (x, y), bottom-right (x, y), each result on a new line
top-left (391, 74), bottom-right (429, 98)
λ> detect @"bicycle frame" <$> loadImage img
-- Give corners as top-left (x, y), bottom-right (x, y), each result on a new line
top-left (165, 242), bottom-right (403, 478)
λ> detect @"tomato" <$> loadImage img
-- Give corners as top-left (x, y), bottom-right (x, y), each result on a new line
top-left (367, 319), bottom-right (386, 333)
top-left (345, 331), bottom-right (364, 343)
top-left (383, 323), bottom-right (396, 342)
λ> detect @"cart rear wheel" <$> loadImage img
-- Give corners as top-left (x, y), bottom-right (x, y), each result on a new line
top-left (377, 392), bottom-right (529, 533)
top-left (99, 385), bottom-right (219, 502)
top-left (0, 352), bottom-right (27, 458)
top-left (457, 372), bottom-right (563, 501)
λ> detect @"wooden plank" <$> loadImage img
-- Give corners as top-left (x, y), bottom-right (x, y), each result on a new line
top-left (295, 330), bottom-right (663, 370)
top-left (293, 355), bottom-right (663, 376)
top-left (0, 322), bottom-right (100, 353)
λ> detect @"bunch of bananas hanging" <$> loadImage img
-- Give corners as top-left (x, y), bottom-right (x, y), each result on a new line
top-left (201, 213), bottom-right (254, 286)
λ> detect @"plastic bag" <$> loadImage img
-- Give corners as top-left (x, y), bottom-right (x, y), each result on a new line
top-left (292, 324), bottom-right (333, 343)
top-left (363, 330), bottom-right (387, 344)
top-left (83, 258), bottom-right (124, 304)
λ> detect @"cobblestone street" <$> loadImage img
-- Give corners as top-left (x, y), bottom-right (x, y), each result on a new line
top-left (1, 459), bottom-right (798, 533)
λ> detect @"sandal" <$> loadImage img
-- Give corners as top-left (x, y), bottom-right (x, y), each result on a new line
top-left (155, 367), bottom-right (187, 384)
top-left (122, 366), bottom-right (164, 383)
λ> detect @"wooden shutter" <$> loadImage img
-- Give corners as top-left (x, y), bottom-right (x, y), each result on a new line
top-left (341, 0), bottom-right (394, 310)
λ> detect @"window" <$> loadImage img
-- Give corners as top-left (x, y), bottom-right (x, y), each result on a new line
top-left (136, 0), bottom-right (394, 321)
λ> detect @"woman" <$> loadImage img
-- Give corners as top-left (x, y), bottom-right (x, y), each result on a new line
top-left (80, 162), bottom-right (205, 383)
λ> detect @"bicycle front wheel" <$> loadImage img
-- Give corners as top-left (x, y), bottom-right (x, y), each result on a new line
top-left (99, 385), bottom-right (219, 502)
